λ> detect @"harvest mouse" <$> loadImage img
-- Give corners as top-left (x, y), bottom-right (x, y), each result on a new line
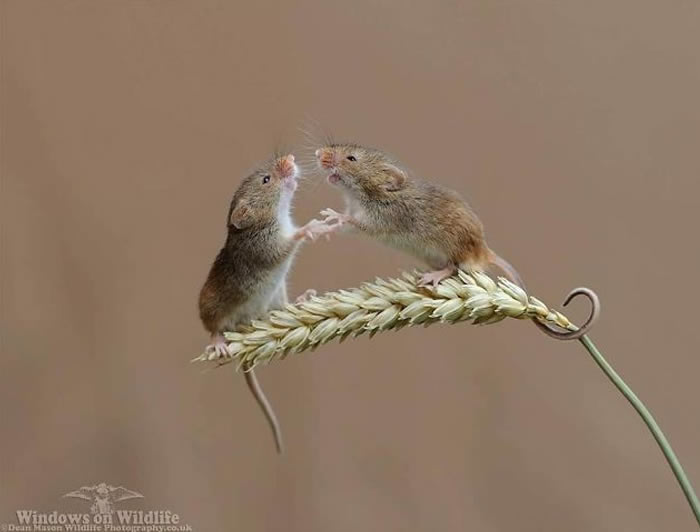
top-left (199, 154), bottom-right (331, 453)
top-left (314, 143), bottom-right (597, 339)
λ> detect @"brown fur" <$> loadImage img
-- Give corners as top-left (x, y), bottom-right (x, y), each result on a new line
top-left (198, 224), bottom-right (296, 332)
top-left (317, 143), bottom-right (596, 339)
top-left (198, 154), bottom-right (310, 454)
top-left (316, 144), bottom-right (495, 273)
top-left (199, 156), bottom-right (298, 334)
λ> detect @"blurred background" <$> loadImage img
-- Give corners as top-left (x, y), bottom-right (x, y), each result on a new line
top-left (2, 1), bottom-right (699, 530)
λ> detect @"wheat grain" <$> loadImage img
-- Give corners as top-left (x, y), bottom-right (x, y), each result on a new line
top-left (192, 270), bottom-right (575, 369)
top-left (190, 272), bottom-right (700, 526)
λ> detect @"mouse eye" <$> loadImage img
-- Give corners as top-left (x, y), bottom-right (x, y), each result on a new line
top-left (262, 175), bottom-right (271, 184)
top-left (346, 155), bottom-right (357, 162)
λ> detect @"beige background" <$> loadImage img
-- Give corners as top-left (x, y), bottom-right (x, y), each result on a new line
top-left (2, 1), bottom-right (699, 530)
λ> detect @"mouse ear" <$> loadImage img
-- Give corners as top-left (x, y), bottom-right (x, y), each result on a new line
top-left (382, 164), bottom-right (406, 192)
top-left (229, 201), bottom-right (253, 229)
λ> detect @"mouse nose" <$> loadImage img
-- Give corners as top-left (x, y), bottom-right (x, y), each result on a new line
top-left (316, 148), bottom-right (335, 168)
top-left (277, 154), bottom-right (296, 178)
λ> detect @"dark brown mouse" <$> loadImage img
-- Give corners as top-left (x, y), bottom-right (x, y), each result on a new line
top-left (199, 153), bottom-right (331, 453)
top-left (314, 143), bottom-right (597, 339)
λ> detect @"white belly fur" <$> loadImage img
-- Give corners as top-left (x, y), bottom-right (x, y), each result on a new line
top-left (218, 219), bottom-right (297, 332)
top-left (218, 256), bottom-right (294, 331)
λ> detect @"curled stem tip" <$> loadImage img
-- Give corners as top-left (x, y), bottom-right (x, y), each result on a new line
top-left (192, 272), bottom-right (700, 524)
top-left (535, 287), bottom-right (600, 340)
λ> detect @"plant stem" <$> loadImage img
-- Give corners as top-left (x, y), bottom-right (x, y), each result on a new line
top-left (579, 335), bottom-right (700, 527)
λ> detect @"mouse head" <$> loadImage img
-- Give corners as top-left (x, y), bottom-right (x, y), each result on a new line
top-left (227, 154), bottom-right (299, 230)
top-left (315, 143), bottom-right (407, 201)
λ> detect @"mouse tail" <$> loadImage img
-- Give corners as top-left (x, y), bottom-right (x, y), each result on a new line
top-left (243, 367), bottom-right (284, 454)
top-left (487, 249), bottom-right (526, 290)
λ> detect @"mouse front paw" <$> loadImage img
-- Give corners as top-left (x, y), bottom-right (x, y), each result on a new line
top-left (320, 208), bottom-right (350, 227)
top-left (295, 288), bottom-right (317, 304)
top-left (297, 218), bottom-right (337, 241)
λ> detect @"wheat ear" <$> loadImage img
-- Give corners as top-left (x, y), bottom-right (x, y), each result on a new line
top-left (192, 269), bottom-right (700, 526)
top-left (192, 270), bottom-right (574, 368)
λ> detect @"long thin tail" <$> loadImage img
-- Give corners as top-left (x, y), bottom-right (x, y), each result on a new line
top-left (488, 249), bottom-right (526, 290)
top-left (243, 367), bottom-right (284, 454)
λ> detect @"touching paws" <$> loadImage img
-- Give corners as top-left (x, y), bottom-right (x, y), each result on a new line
top-left (320, 208), bottom-right (350, 227)
top-left (297, 218), bottom-right (336, 241)
top-left (294, 208), bottom-right (351, 241)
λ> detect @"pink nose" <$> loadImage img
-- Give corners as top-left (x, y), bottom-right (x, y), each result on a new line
top-left (316, 148), bottom-right (335, 169)
top-left (277, 154), bottom-right (296, 177)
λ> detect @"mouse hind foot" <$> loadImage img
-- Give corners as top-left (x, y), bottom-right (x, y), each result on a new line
top-left (418, 266), bottom-right (457, 287)
top-left (206, 333), bottom-right (231, 358)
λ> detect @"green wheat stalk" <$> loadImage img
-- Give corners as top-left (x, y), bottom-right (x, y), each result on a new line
top-left (192, 269), bottom-right (700, 527)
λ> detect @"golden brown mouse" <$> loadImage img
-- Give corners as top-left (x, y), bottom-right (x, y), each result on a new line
top-left (199, 153), bottom-right (331, 453)
top-left (314, 143), bottom-right (597, 339)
